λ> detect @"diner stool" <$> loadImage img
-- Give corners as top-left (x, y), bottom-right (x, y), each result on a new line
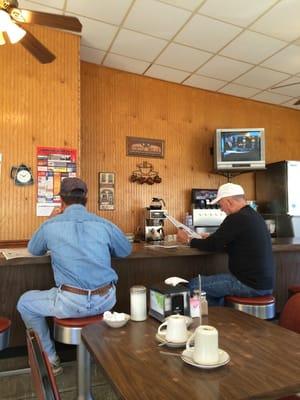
top-left (53, 314), bottom-right (103, 400)
top-left (288, 285), bottom-right (300, 298)
top-left (0, 317), bottom-right (11, 350)
top-left (225, 295), bottom-right (276, 319)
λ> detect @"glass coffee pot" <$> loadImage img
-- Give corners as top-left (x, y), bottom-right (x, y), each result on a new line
top-left (150, 197), bottom-right (166, 210)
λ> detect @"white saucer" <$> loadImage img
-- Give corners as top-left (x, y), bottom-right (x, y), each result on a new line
top-left (164, 315), bottom-right (193, 328)
top-left (156, 330), bottom-right (192, 348)
top-left (181, 348), bottom-right (230, 369)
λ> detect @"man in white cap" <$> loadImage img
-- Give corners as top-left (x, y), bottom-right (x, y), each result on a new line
top-left (17, 177), bottom-right (131, 375)
top-left (177, 182), bottom-right (274, 306)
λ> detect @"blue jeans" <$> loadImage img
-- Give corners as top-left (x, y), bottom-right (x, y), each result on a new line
top-left (17, 285), bottom-right (116, 363)
top-left (189, 273), bottom-right (272, 306)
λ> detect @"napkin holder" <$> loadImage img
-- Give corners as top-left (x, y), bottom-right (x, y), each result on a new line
top-left (149, 282), bottom-right (190, 322)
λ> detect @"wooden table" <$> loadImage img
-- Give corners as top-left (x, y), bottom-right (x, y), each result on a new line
top-left (82, 308), bottom-right (300, 400)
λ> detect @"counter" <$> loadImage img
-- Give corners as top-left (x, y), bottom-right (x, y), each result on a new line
top-left (1, 238), bottom-right (300, 347)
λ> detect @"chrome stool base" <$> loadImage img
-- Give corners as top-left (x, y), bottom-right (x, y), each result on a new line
top-left (225, 295), bottom-right (276, 320)
top-left (0, 328), bottom-right (10, 351)
top-left (53, 315), bottom-right (103, 400)
top-left (0, 317), bottom-right (11, 351)
top-left (226, 301), bottom-right (275, 319)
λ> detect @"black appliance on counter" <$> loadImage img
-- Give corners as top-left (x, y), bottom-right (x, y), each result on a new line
top-left (149, 283), bottom-right (190, 322)
top-left (256, 161), bottom-right (300, 237)
top-left (191, 189), bottom-right (226, 234)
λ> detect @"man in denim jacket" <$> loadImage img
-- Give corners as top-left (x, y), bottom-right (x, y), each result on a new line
top-left (18, 177), bottom-right (131, 374)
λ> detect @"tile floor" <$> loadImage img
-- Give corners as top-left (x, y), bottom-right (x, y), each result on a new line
top-left (0, 347), bottom-right (119, 400)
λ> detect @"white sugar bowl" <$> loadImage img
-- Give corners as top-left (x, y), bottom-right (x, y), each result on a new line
top-left (103, 311), bottom-right (130, 328)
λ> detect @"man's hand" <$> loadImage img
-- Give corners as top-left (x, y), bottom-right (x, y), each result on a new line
top-left (49, 206), bottom-right (62, 218)
top-left (176, 228), bottom-right (191, 245)
top-left (200, 232), bottom-right (210, 239)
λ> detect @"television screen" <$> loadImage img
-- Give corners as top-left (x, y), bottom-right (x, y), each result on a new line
top-left (215, 128), bottom-right (265, 171)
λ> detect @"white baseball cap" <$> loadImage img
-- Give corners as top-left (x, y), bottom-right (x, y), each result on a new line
top-left (211, 183), bottom-right (245, 205)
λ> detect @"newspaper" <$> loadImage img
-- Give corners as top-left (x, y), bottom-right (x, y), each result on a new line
top-left (164, 213), bottom-right (202, 239)
top-left (0, 248), bottom-right (47, 260)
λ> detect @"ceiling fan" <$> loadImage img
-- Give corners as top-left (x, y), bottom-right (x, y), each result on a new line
top-left (271, 81), bottom-right (300, 106)
top-left (0, 0), bottom-right (82, 64)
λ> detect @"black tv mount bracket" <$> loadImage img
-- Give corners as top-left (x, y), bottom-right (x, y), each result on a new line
top-left (215, 171), bottom-right (246, 182)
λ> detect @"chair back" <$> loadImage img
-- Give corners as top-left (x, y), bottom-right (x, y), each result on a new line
top-left (26, 329), bottom-right (61, 400)
top-left (279, 293), bottom-right (300, 334)
top-left (278, 295), bottom-right (300, 400)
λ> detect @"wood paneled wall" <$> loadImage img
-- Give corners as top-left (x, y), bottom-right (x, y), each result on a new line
top-left (81, 63), bottom-right (300, 235)
top-left (0, 26), bottom-right (80, 240)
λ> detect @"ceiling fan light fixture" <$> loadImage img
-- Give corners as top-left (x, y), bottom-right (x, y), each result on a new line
top-left (6, 22), bottom-right (26, 43)
top-left (0, 31), bottom-right (5, 45)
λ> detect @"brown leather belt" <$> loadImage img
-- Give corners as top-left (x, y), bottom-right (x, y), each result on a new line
top-left (61, 283), bottom-right (112, 296)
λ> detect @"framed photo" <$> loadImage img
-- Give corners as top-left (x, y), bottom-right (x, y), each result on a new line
top-left (99, 172), bottom-right (115, 210)
top-left (126, 136), bottom-right (165, 158)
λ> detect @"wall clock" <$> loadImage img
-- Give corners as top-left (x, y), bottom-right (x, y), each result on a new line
top-left (11, 164), bottom-right (34, 186)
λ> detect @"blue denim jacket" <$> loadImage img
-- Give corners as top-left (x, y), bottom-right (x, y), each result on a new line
top-left (28, 204), bottom-right (132, 289)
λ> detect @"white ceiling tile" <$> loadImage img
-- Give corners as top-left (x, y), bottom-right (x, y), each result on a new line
top-left (18, 0), bottom-right (300, 105)
top-left (175, 14), bottom-right (241, 53)
top-left (281, 98), bottom-right (300, 110)
top-left (103, 53), bottom-right (150, 74)
top-left (261, 45), bottom-right (300, 75)
top-left (251, 91), bottom-right (293, 105)
top-left (251, 0), bottom-right (300, 42)
top-left (145, 64), bottom-right (190, 83)
top-left (80, 47), bottom-right (105, 64)
top-left (270, 77), bottom-right (300, 97)
top-left (197, 55), bottom-right (252, 81)
top-left (220, 31), bottom-right (286, 64)
top-left (159, 0), bottom-right (205, 11)
top-left (18, 0), bottom-right (63, 13)
top-left (19, 0), bottom-right (65, 9)
top-left (78, 16), bottom-right (118, 50)
top-left (66, 0), bottom-right (132, 25)
top-left (124, 0), bottom-right (191, 39)
top-left (234, 66), bottom-right (289, 90)
top-left (183, 74), bottom-right (226, 91)
top-left (156, 43), bottom-right (211, 72)
top-left (198, 0), bottom-right (277, 27)
top-left (218, 83), bottom-right (260, 98)
top-left (111, 29), bottom-right (167, 62)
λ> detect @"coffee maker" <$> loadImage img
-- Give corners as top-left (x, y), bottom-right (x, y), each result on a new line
top-left (191, 189), bottom-right (226, 234)
top-left (144, 198), bottom-right (167, 241)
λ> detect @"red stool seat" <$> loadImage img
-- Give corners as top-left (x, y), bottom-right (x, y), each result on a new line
top-left (0, 317), bottom-right (11, 333)
top-left (53, 314), bottom-right (103, 328)
top-left (225, 295), bottom-right (275, 305)
top-left (288, 285), bottom-right (300, 296)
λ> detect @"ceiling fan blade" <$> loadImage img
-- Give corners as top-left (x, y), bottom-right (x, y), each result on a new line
top-left (293, 99), bottom-right (300, 106)
top-left (10, 8), bottom-right (82, 32)
top-left (19, 28), bottom-right (55, 64)
top-left (271, 81), bottom-right (300, 90)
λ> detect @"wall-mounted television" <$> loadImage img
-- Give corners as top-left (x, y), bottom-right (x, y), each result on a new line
top-left (214, 128), bottom-right (265, 171)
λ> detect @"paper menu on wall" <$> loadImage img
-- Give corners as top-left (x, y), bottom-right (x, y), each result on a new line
top-left (164, 214), bottom-right (202, 238)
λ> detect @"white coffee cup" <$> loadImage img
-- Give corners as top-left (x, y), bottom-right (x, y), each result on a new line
top-left (186, 325), bottom-right (219, 364)
top-left (158, 314), bottom-right (188, 343)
